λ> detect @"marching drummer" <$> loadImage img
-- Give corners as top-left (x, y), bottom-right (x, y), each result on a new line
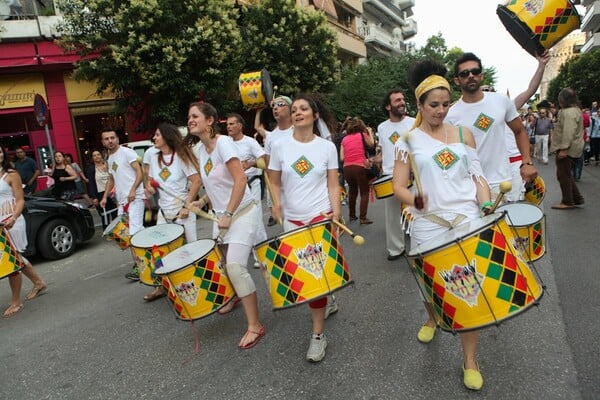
top-left (0, 145), bottom-right (47, 318)
top-left (268, 95), bottom-right (341, 362)
top-left (142, 123), bottom-right (201, 302)
top-left (186, 102), bottom-right (265, 350)
top-left (392, 60), bottom-right (492, 390)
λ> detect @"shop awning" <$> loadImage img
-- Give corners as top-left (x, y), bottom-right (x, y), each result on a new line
top-left (0, 42), bottom-right (38, 67)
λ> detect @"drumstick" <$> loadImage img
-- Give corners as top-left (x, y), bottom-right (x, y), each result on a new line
top-left (148, 179), bottom-right (218, 223)
top-left (320, 212), bottom-right (364, 246)
top-left (490, 181), bottom-right (512, 213)
top-left (255, 157), bottom-right (282, 225)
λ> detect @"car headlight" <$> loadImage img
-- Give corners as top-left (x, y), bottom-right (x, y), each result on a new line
top-left (65, 201), bottom-right (86, 210)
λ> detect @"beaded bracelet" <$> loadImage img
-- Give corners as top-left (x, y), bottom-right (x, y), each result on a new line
top-left (480, 201), bottom-right (493, 210)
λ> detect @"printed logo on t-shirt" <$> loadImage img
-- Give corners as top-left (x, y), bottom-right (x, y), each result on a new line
top-left (292, 156), bottom-right (314, 178)
top-left (473, 113), bottom-right (494, 133)
top-left (159, 166), bottom-right (171, 181)
top-left (204, 158), bottom-right (213, 176)
top-left (389, 131), bottom-right (400, 144)
top-left (433, 147), bottom-right (459, 170)
top-left (111, 161), bottom-right (118, 172)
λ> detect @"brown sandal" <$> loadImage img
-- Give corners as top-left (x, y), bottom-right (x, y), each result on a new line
top-left (238, 324), bottom-right (265, 349)
top-left (3, 303), bottom-right (23, 318)
top-left (25, 284), bottom-right (47, 301)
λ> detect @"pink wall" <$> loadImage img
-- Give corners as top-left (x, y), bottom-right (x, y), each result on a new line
top-left (44, 71), bottom-right (78, 162)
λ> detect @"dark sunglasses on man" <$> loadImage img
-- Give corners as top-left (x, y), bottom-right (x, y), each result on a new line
top-left (457, 67), bottom-right (482, 78)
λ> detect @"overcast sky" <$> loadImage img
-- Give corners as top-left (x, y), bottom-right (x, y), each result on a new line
top-left (410, 1), bottom-right (584, 95)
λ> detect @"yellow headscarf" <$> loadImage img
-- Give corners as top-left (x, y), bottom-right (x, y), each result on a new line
top-left (411, 74), bottom-right (451, 130)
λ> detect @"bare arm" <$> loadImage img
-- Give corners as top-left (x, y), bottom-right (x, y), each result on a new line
top-left (326, 169), bottom-right (341, 222)
top-left (254, 108), bottom-right (267, 139)
top-left (513, 52), bottom-right (550, 109)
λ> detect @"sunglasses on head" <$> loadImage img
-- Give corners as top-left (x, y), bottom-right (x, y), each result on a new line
top-left (271, 101), bottom-right (288, 108)
top-left (457, 67), bottom-right (482, 78)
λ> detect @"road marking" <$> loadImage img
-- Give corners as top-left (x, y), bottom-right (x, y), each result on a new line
top-left (83, 263), bottom-right (132, 280)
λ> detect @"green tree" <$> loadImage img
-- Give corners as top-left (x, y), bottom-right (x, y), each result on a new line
top-left (58, 0), bottom-right (243, 132)
top-left (547, 49), bottom-right (600, 107)
top-left (240, 0), bottom-right (339, 96)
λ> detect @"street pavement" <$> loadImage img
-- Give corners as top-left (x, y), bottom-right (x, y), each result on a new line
top-left (1, 156), bottom-right (597, 399)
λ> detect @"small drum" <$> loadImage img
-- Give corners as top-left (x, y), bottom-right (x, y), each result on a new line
top-left (0, 227), bottom-right (25, 279)
top-left (497, 203), bottom-right (545, 262)
top-left (130, 224), bottom-right (185, 287)
top-left (254, 220), bottom-right (353, 310)
top-left (238, 69), bottom-right (274, 110)
top-left (497, 0), bottom-right (581, 56)
top-left (102, 214), bottom-right (130, 250)
top-left (156, 240), bottom-right (235, 321)
top-left (524, 175), bottom-right (545, 205)
top-left (408, 213), bottom-right (543, 332)
top-left (372, 175), bottom-right (393, 199)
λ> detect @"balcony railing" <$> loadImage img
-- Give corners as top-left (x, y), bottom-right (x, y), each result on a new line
top-left (359, 23), bottom-right (403, 53)
top-left (0, 0), bottom-right (56, 20)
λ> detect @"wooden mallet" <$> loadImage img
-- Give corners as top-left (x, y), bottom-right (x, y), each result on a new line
top-left (321, 213), bottom-right (364, 246)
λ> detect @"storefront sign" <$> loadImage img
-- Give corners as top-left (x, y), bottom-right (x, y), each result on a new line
top-left (0, 74), bottom-right (46, 109)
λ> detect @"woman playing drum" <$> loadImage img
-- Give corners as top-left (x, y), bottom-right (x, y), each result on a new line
top-left (186, 102), bottom-right (265, 350)
top-left (143, 123), bottom-right (201, 302)
top-left (0, 145), bottom-right (47, 317)
top-left (268, 95), bottom-right (341, 363)
top-left (392, 60), bottom-right (492, 390)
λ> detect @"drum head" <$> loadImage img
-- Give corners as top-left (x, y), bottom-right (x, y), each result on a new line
top-left (130, 224), bottom-right (184, 247)
top-left (261, 68), bottom-right (274, 105)
top-left (373, 175), bottom-right (392, 185)
top-left (497, 5), bottom-right (545, 56)
top-left (156, 239), bottom-right (216, 275)
top-left (102, 215), bottom-right (125, 236)
top-left (408, 213), bottom-right (504, 257)
top-left (497, 203), bottom-right (543, 226)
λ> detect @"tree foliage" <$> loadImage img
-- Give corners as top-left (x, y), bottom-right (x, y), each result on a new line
top-left (546, 49), bottom-right (600, 107)
top-left (240, 0), bottom-right (339, 96)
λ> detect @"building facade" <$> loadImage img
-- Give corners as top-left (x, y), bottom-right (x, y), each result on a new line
top-left (360, 0), bottom-right (417, 57)
top-left (579, 0), bottom-right (600, 52)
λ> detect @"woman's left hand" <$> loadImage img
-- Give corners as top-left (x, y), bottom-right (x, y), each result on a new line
top-left (2, 216), bottom-right (16, 229)
top-left (218, 214), bottom-right (232, 230)
top-left (178, 208), bottom-right (189, 220)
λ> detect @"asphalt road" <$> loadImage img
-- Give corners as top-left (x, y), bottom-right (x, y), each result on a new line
top-left (1, 157), bottom-right (597, 399)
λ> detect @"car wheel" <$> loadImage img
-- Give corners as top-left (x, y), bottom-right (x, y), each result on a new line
top-left (37, 219), bottom-right (76, 260)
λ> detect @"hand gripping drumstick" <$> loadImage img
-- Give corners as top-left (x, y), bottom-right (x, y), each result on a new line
top-left (148, 179), bottom-right (218, 223)
top-left (320, 212), bottom-right (365, 246)
top-left (403, 134), bottom-right (425, 209)
top-left (255, 157), bottom-right (282, 225)
top-left (490, 181), bottom-right (512, 213)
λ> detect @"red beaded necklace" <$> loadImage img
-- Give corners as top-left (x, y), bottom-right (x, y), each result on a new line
top-left (159, 151), bottom-right (175, 167)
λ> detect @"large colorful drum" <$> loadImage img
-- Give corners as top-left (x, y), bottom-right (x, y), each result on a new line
top-left (407, 213), bottom-right (543, 332)
top-left (156, 240), bottom-right (235, 321)
top-left (130, 224), bottom-right (185, 287)
top-left (524, 175), bottom-right (545, 205)
top-left (497, 0), bottom-right (581, 56)
top-left (0, 227), bottom-right (25, 280)
top-left (497, 203), bottom-right (545, 262)
top-left (238, 69), bottom-right (274, 110)
top-left (254, 220), bottom-right (353, 310)
top-left (102, 214), bottom-right (130, 250)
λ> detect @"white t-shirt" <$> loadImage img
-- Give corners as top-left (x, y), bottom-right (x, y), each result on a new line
top-left (269, 135), bottom-right (338, 221)
top-left (446, 92), bottom-right (519, 187)
top-left (230, 135), bottom-right (265, 178)
top-left (264, 126), bottom-right (294, 156)
top-left (505, 127), bottom-right (520, 158)
top-left (148, 152), bottom-right (198, 218)
top-left (194, 136), bottom-right (253, 213)
top-left (107, 146), bottom-right (144, 204)
top-left (377, 117), bottom-right (415, 175)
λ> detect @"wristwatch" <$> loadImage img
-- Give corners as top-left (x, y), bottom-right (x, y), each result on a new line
top-left (520, 161), bottom-right (534, 168)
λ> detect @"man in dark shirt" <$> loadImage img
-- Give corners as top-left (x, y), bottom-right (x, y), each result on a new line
top-left (14, 147), bottom-right (40, 194)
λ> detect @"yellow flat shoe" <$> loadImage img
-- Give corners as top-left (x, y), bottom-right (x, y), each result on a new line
top-left (463, 363), bottom-right (484, 391)
top-left (417, 324), bottom-right (436, 343)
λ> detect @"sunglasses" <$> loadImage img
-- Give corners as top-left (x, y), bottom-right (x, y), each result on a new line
top-left (271, 101), bottom-right (288, 108)
top-left (457, 67), bottom-right (482, 78)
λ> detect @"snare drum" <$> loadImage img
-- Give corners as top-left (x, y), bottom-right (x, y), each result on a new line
top-left (372, 175), bottom-right (393, 199)
top-left (239, 69), bottom-right (274, 110)
top-left (156, 240), bottom-right (235, 321)
top-left (130, 224), bottom-right (185, 287)
top-left (497, 0), bottom-right (581, 56)
top-left (497, 203), bottom-right (545, 262)
top-left (524, 175), bottom-right (545, 205)
top-left (102, 214), bottom-right (130, 250)
top-left (408, 213), bottom-right (543, 332)
top-left (254, 220), bottom-right (353, 310)
top-left (0, 227), bottom-right (25, 279)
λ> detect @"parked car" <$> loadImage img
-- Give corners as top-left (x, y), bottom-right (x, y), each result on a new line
top-left (23, 196), bottom-right (96, 260)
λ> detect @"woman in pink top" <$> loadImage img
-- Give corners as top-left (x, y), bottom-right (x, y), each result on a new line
top-left (340, 117), bottom-right (375, 224)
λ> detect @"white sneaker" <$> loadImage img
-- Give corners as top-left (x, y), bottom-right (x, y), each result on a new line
top-left (306, 333), bottom-right (327, 362)
top-left (324, 297), bottom-right (338, 320)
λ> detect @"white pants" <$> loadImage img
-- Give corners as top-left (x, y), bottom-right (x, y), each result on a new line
top-left (385, 196), bottom-right (405, 256)
top-left (535, 135), bottom-right (549, 163)
top-left (249, 178), bottom-right (267, 244)
top-left (119, 198), bottom-right (144, 236)
top-left (506, 160), bottom-right (525, 202)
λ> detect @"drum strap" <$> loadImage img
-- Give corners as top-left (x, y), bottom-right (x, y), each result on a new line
top-left (423, 213), bottom-right (466, 229)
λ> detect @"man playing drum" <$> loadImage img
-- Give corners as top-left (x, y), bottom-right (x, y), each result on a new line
top-left (100, 130), bottom-right (145, 281)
